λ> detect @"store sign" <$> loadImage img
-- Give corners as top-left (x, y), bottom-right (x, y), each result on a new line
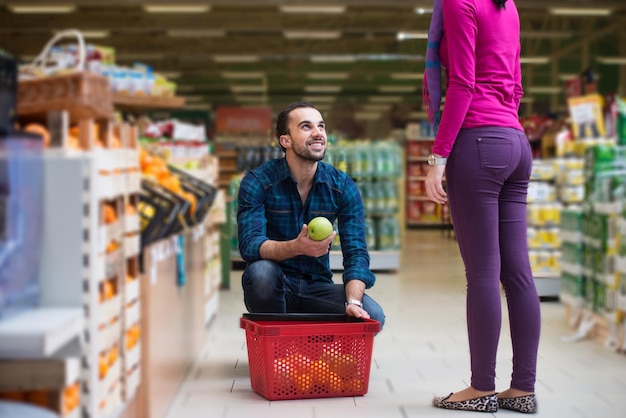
top-left (216, 106), bottom-right (272, 134)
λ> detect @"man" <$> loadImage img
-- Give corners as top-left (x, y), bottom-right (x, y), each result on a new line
top-left (236, 101), bottom-right (385, 326)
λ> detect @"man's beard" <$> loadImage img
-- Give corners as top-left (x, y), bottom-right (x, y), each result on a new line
top-left (292, 143), bottom-right (325, 163)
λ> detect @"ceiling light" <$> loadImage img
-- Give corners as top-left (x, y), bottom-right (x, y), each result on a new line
top-left (143, 5), bottom-right (211, 13)
top-left (213, 55), bottom-right (260, 63)
top-left (306, 72), bottom-right (349, 80)
top-left (230, 85), bottom-right (267, 94)
top-left (549, 8), bottom-right (612, 16)
top-left (167, 29), bottom-right (225, 38)
top-left (520, 57), bottom-right (550, 65)
top-left (304, 86), bottom-right (342, 93)
top-left (9, 5), bottom-right (76, 13)
top-left (378, 85), bottom-right (417, 93)
top-left (303, 96), bottom-right (336, 103)
top-left (397, 32), bottom-right (429, 41)
top-left (310, 55), bottom-right (356, 63)
top-left (527, 86), bottom-right (562, 94)
top-left (391, 73), bottom-right (424, 80)
top-left (284, 31), bottom-right (341, 40)
top-left (53, 30), bottom-right (109, 39)
top-left (222, 72), bottom-right (266, 79)
top-left (597, 56), bottom-right (626, 65)
top-left (369, 96), bottom-right (403, 103)
top-left (279, 6), bottom-right (346, 14)
top-left (415, 8), bottom-right (433, 14)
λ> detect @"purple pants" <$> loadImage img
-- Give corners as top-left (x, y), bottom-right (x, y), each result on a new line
top-left (446, 127), bottom-right (540, 393)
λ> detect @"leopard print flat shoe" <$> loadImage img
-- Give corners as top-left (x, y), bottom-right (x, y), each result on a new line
top-left (497, 394), bottom-right (537, 414)
top-left (432, 393), bottom-right (498, 412)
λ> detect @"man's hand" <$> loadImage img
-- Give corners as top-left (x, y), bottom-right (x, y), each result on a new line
top-left (298, 224), bottom-right (336, 257)
top-left (345, 280), bottom-right (370, 319)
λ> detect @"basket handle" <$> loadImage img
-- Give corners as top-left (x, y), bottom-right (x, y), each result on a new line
top-left (31, 29), bottom-right (86, 72)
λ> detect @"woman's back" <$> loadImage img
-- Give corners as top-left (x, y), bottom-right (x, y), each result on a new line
top-left (437, 0), bottom-right (522, 149)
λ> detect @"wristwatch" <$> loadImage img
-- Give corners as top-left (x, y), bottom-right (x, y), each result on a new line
top-left (346, 299), bottom-right (363, 308)
top-left (427, 154), bottom-right (448, 166)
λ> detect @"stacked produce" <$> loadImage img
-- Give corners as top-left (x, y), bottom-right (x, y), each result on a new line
top-left (138, 145), bottom-right (216, 247)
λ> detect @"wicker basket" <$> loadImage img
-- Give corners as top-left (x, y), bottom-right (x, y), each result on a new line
top-left (17, 29), bottom-right (113, 121)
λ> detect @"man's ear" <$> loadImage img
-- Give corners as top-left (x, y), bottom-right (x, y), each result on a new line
top-left (279, 135), bottom-right (290, 148)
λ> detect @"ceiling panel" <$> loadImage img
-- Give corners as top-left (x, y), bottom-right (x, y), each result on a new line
top-left (1, 0), bottom-right (625, 126)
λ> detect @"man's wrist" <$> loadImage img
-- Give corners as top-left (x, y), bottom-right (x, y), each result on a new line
top-left (346, 299), bottom-right (363, 308)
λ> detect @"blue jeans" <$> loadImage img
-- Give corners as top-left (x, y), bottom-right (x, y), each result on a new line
top-left (241, 260), bottom-right (385, 327)
top-left (446, 127), bottom-right (540, 393)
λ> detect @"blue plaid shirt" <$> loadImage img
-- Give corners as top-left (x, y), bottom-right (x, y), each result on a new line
top-left (237, 157), bottom-right (375, 288)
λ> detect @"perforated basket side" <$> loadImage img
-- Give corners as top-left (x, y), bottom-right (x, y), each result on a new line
top-left (245, 331), bottom-right (374, 399)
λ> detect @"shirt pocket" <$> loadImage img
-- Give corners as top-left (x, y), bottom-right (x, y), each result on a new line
top-left (265, 208), bottom-right (295, 240)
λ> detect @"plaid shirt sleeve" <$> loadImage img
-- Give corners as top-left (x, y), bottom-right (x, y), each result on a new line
top-left (337, 177), bottom-right (376, 289)
top-left (237, 171), bottom-right (269, 263)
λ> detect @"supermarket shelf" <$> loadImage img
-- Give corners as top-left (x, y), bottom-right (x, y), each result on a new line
top-left (112, 93), bottom-right (186, 110)
top-left (534, 273), bottom-right (561, 298)
top-left (0, 308), bottom-right (83, 359)
top-left (0, 356), bottom-right (80, 390)
top-left (330, 250), bottom-right (400, 271)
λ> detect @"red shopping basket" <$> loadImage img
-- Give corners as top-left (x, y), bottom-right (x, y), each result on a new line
top-left (240, 313), bottom-right (381, 401)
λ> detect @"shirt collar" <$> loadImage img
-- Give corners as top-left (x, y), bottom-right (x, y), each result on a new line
top-left (276, 157), bottom-right (332, 184)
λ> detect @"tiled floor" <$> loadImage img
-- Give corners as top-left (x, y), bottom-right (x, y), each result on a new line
top-left (166, 230), bottom-right (626, 418)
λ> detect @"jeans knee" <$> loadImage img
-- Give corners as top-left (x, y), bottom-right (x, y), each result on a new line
top-left (242, 260), bottom-right (283, 298)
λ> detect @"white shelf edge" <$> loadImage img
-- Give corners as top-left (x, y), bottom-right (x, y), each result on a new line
top-left (0, 308), bottom-right (83, 359)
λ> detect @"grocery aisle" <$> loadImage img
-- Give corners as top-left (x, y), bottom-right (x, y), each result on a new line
top-left (165, 229), bottom-right (626, 418)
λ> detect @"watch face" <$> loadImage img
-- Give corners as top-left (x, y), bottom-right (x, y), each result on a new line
top-left (428, 155), bottom-right (435, 166)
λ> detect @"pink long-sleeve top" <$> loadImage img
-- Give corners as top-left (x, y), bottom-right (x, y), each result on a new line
top-left (432, 0), bottom-right (524, 157)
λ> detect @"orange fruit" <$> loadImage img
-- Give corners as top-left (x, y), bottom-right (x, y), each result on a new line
top-left (328, 371), bottom-right (343, 393)
top-left (284, 353), bottom-right (312, 374)
top-left (125, 203), bottom-right (137, 215)
top-left (98, 354), bottom-right (108, 379)
top-left (309, 359), bottom-right (331, 386)
top-left (344, 377), bottom-right (364, 393)
top-left (108, 345), bottom-right (118, 366)
top-left (293, 373), bottom-right (312, 394)
top-left (103, 280), bottom-right (114, 300)
top-left (103, 204), bottom-right (117, 224)
top-left (24, 123), bottom-right (50, 148)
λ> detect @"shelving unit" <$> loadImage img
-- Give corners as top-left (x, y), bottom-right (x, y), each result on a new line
top-left (527, 160), bottom-right (562, 298)
top-left (404, 122), bottom-right (451, 228)
top-left (9, 71), bottom-right (199, 417)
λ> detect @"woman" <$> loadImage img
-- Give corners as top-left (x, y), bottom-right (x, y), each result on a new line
top-left (424, 0), bottom-right (540, 413)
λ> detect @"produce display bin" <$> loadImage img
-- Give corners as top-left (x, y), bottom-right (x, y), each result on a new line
top-left (240, 314), bottom-right (380, 401)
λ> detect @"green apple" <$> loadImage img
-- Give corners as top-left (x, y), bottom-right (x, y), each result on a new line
top-left (307, 217), bottom-right (333, 241)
